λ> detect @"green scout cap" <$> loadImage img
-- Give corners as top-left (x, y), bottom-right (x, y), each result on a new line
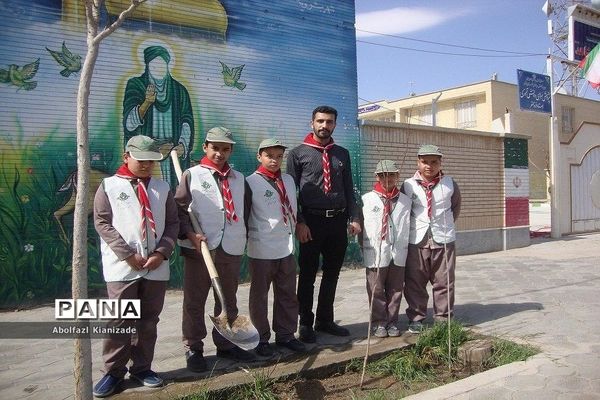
top-left (206, 126), bottom-right (236, 144)
top-left (125, 135), bottom-right (163, 161)
top-left (258, 138), bottom-right (287, 153)
top-left (417, 144), bottom-right (443, 157)
top-left (374, 160), bottom-right (399, 174)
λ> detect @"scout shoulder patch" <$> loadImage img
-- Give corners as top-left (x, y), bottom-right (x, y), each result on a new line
top-left (117, 192), bottom-right (129, 201)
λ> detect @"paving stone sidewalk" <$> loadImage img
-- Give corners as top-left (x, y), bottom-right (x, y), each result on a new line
top-left (1, 233), bottom-right (599, 399)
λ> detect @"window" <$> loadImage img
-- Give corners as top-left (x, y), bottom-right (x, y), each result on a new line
top-left (416, 106), bottom-right (432, 125)
top-left (561, 106), bottom-right (574, 134)
top-left (377, 113), bottom-right (396, 122)
top-left (455, 100), bottom-right (476, 129)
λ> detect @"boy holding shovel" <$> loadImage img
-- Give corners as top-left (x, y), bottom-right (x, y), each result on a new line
top-left (175, 126), bottom-right (255, 373)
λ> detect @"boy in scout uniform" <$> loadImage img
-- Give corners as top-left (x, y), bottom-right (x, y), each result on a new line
top-left (175, 126), bottom-right (255, 372)
top-left (93, 135), bottom-right (178, 397)
top-left (246, 138), bottom-right (306, 357)
top-left (401, 145), bottom-right (461, 334)
top-left (361, 160), bottom-right (411, 338)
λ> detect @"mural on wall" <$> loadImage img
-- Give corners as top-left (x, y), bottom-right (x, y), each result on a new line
top-left (0, 0), bottom-right (360, 307)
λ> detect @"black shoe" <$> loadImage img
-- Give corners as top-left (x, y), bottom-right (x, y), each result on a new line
top-left (217, 345), bottom-right (257, 362)
top-left (276, 338), bottom-right (307, 353)
top-left (254, 342), bottom-right (274, 357)
top-left (186, 350), bottom-right (207, 373)
top-left (314, 321), bottom-right (350, 336)
top-left (298, 325), bottom-right (316, 343)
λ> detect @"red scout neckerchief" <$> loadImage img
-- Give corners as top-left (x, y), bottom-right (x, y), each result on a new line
top-left (415, 171), bottom-right (443, 219)
top-left (199, 156), bottom-right (238, 223)
top-left (373, 182), bottom-right (399, 240)
top-left (256, 166), bottom-right (297, 226)
top-left (302, 133), bottom-right (335, 193)
top-left (115, 164), bottom-right (156, 241)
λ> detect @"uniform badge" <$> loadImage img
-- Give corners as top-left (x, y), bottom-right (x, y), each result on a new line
top-left (117, 192), bottom-right (129, 201)
top-left (265, 189), bottom-right (273, 197)
top-left (201, 181), bottom-right (211, 190)
top-left (372, 205), bottom-right (380, 213)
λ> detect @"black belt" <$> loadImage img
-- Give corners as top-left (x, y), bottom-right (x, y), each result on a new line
top-left (303, 208), bottom-right (346, 218)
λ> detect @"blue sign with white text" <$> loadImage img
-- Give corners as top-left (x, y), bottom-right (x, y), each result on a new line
top-left (517, 69), bottom-right (551, 114)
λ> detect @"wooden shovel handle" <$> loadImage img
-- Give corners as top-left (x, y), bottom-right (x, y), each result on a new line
top-left (171, 150), bottom-right (225, 306)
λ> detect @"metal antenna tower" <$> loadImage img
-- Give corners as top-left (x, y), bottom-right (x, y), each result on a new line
top-left (546, 0), bottom-right (596, 97)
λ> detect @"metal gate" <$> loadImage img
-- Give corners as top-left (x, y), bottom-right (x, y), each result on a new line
top-left (571, 146), bottom-right (600, 233)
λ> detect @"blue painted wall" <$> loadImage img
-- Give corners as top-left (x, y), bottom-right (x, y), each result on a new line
top-left (0, 0), bottom-right (359, 306)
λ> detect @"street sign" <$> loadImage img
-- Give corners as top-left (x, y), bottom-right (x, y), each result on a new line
top-left (517, 69), bottom-right (552, 114)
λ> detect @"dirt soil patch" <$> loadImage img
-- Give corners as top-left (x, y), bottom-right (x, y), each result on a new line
top-left (267, 363), bottom-right (473, 399)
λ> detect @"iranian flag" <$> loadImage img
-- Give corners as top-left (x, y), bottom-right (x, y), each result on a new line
top-left (579, 42), bottom-right (600, 89)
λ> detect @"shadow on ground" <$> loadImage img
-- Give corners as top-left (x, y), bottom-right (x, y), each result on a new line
top-left (455, 302), bottom-right (543, 325)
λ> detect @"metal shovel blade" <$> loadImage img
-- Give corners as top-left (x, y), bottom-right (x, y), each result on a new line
top-left (210, 313), bottom-right (260, 351)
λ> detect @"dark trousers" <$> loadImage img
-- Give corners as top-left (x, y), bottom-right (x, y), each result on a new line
top-left (248, 255), bottom-right (299, 343)
top-left (102, 278), bottom-right (167, 378)
top-left (182, 246), bottom-right (241, 352)
top-left (366, 264), bottom-right (405, 327)
top-left (404, 243), bottom-right (456, 322)
top-left (297, 213), bottom-right (348, 327)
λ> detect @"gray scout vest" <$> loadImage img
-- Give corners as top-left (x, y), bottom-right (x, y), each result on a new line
top-left (178, 165), bottom-right (246, 255)
top-left (361, 191), bottom-right (411, 268)
top-left (100, 176), bottom-right (170, 282)
top-left (246, 172), bottom-right (297, 259)
top-left (403, 176), bottom-right (456, 244)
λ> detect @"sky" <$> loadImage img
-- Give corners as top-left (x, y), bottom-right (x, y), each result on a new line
top-left (355, 0), bottom-right (600, 104)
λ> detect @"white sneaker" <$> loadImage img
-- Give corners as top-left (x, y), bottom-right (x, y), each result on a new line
top-left (372, 325), bottom-right (388, 338)
top-left (408, 320), bottom-right (423, 334)
top-left (387, 325), bottom-right (401, 337)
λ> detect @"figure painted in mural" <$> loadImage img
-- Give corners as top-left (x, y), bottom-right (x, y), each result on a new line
top-left (123, 45), bottom-right (194, 189)
top-left (400, 145), bottom-right (461, 334)
top-left (286, 105), bottom-right (361, 344)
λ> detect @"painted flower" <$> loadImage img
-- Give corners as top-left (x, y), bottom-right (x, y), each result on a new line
top-left (92, 153), bottom-right (101, 161)
top-left (24, 244), bottom-right (34, 253)
top-left (26, 167), bottom-right (33, 175)
top-left (20, 195), bottom-right (30, 203)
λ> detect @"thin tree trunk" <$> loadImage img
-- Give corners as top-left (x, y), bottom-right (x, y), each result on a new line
top-left (72, 2), bottom-right (146, 398)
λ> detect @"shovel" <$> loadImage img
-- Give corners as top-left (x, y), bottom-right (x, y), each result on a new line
top-left (170, 150), bottom-right (260, 351)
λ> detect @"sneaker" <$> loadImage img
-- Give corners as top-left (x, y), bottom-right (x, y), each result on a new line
top-left (276, 338), bottom-right (307, 353)
top-left (186, 350), bottom-right (207, 373)
top-left (314, 321), bottom-right (350, 336)
top-left (387, 325), bottom-right (401, 337)
top-left (408, 320), bottom-right (424, 334)
top-left (254, 342), bottom-right (274, 357)
top-left (298, 325), bottom-right (316, 343)
top-left (129, 370), bottom-right (163, 388)
top-left (216, 345), bottom-right (257, 362)
top-left (93, 374), bottom-right (122, 398)
top-left (372, 325), bottom-right (388, 338)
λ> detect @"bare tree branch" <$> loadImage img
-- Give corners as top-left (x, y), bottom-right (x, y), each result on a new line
top-left (92, 0), bottom-right (147, 45)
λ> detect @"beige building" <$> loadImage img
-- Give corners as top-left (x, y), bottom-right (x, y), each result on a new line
top-left (358, 79), bottom-right (600, 201)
